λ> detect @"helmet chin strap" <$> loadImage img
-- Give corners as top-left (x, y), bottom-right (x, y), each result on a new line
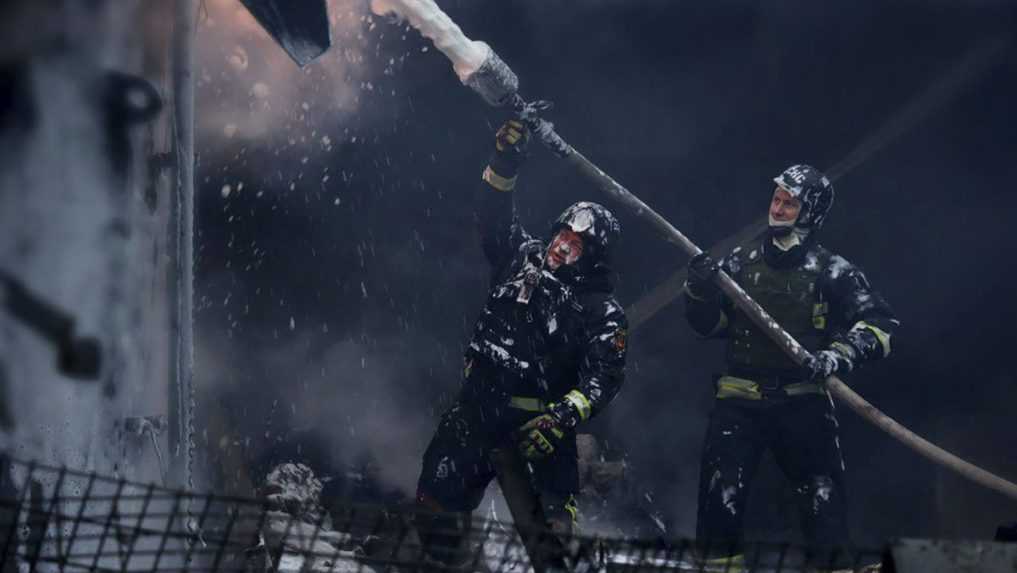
top-left (768, 214), bottom-right (809, 251)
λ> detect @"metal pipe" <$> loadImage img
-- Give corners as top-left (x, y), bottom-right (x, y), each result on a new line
top-left (171, 0), bottom-right (195, 492)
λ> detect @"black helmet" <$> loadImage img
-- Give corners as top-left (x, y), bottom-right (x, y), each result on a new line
top-left (551, 201), bottom-right (620, 258)
top-left (772, 164), bottom-right (835, 231)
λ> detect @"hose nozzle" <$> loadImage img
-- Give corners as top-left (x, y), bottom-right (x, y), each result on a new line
top-left (463, 48), bottom-right (519, 107)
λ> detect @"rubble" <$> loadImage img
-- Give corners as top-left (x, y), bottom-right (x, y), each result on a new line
top-left (244, 462), bottom-right (379, 573)
top-left (576, 434), bottom-right (668, 539)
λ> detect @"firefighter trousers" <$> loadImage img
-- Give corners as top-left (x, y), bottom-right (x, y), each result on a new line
top-left (696, 394), bottom-right (850, 552)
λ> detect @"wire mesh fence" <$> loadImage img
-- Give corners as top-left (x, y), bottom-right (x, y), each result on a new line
top-left (0, 453), bottom-right (882, 572)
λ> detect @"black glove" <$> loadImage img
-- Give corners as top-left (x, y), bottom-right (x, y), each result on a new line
top-left (488, 119), bottom-right (529, 180)
top-left (685, 252), bottom-right (721, 300)
top-left (802, 348), bottom-right (854, 383)
top-left (516, 401), bottom-right (578, 460)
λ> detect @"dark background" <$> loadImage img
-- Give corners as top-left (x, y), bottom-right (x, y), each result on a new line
top-left (194, 0), bottom-right (1017, 546)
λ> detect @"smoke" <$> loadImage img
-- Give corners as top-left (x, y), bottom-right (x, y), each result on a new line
top-left (273, 335), bottom-right (436, 494)
top-left (196, 301), bottom-right (444, 497)
top-left (195, 0), bottom-right (374, 142)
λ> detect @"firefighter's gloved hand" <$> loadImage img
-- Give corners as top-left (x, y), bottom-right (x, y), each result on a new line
top-left (685, 252), bottom-right (721, 300)
top-left (802, 348), bottom-right (853, 383)
top-left (494, 119), bottom-right (529, 163)
top-left (484, 120), bottom-right (530, 189)
top-left (517, 402), bottom-right (576, 460)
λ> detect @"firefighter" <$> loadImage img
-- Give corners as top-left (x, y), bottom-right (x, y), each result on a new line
top-left (415, 120), bottom-right (628, 565)
top-left (684, 164), bottom-right (898, 556)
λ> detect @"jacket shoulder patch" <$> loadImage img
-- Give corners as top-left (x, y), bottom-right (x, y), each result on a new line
top-left (613, 328), bottom-right (628, 352)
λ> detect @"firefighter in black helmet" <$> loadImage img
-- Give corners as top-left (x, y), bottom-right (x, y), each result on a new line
top-left (684, 165), bottom-right (898, 557)
top-left (415, 120), bottom-right (628, 566)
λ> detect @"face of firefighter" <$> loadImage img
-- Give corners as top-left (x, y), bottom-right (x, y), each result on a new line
top-left (546, 229), bottom-right (584, 270)
top-left (769, 186), bottom-right (802, 226)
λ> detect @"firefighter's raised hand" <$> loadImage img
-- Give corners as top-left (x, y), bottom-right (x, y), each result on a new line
top-left (484, 120), bottom-right (530, 188)
top-left (495, 119), bottom-right (529, 158)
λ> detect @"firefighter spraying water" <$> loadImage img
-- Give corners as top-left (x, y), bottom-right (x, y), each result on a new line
top-left (415, 119), bottom-right (628, 568)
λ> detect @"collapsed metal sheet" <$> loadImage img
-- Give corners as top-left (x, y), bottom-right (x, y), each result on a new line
top-left (238, 0), bottom-right (331, 67)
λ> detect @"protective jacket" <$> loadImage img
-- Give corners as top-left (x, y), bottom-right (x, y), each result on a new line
top-left (416, 123), bottom-right (625, 565)
top-left (685, 233), bottom-right (897, 396)
top-left (417, 173), bottom-right (627, 521)
top-left (466, 184), bottom-right (627, 417)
